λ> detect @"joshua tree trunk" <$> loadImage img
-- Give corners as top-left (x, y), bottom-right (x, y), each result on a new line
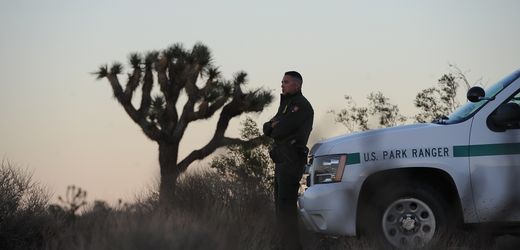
top-left (158, 143), bottom-right (180, 205)
top-left (95, 43), bottom-right (273, 206)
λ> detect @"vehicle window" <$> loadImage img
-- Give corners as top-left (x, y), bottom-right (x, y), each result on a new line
top-left (487, 90), bottom-right (520, 131)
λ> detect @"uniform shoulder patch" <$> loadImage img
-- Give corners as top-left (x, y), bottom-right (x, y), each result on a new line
top-left (291, 105), bottom-right (299, 112)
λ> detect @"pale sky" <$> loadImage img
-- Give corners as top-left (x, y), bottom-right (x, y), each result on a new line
top-left (1, 0), bottom-right (519, 203)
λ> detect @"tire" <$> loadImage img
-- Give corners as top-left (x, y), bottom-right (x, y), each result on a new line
top-left (365, 181), bottom-right (453, 249)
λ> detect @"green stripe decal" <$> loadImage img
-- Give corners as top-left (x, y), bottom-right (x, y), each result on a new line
top-left (453, 143), bottom-right (520, 157)
top-left (347, 153), bottom-right (361, 165)
top-left (453, 146), bottom-right (470, 157)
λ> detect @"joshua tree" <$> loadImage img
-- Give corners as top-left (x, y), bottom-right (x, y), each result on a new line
top-left (58, 185), bottom-right (87, 218)
top-left (95, 43), bottom-right (273, 205)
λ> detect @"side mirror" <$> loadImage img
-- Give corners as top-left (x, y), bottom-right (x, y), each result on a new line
top-left (467, 86), bottom-right (495, 103)
top-left (467, 86), bottom-right (485, 102)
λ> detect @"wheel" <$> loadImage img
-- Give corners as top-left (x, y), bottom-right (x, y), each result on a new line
top-left (365, 182), bottom-right (453, 249)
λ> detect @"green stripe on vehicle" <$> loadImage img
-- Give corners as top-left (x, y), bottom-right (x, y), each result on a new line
top-left (347, 153), bottom-right (361, 165)
top-left (453, 146), bottom-right (470, 157)
top-left (453, 143), bottom-right (520, 157)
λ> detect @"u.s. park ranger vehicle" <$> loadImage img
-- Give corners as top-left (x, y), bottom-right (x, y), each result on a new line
top-left (299, 69), bottom-right (520, 249)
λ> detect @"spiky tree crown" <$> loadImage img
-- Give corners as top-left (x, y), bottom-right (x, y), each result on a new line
top-left (95, 42), bottom-right (273, 171)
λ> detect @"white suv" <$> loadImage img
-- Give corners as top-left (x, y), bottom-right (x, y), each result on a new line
top-left (299, 69), bottom-right (520, 249)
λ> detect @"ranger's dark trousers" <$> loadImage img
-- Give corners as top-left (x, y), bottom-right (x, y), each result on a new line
top-left (274, 152), bottom-right (305, 250)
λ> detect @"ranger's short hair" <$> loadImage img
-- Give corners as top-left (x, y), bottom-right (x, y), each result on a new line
top-left (285, 71), bottom-right (303, 85)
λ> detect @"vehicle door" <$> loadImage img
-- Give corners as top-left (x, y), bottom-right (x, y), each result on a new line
top-left (469, 76), bottom-right (520, 222)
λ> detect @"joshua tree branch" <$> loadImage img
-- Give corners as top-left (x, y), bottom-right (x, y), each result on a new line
top-left (156, 59), bottom-right (179, 135)
top-left (176, 87), bottom-right (248, 171)
top-left (192, 97), bottom-right (226, 121)
top-left (138, 67), bottom-right (154, 119)
top-left (177, 135), bottom-right (265, 173)
top-left (172, 100), bottom-right (195, 141)
top-left (138, 120), bottom-right (163, 142)
top-left (156, 58), bottom-right (170, 97)
top-left (123, 67), bottom-right (142, 103)
top-left (106, 74), bottom-right (139, 120)
top-left (168, 64), bottom-right (183, 105)
top-left (172, 66), bottom-right (209, 139)
top-left (105, 71), bottom-right (161, 141)
top-left (199, 72), bottom-right (218, 94)
top-left (184, 66), bottom-right (202, 101)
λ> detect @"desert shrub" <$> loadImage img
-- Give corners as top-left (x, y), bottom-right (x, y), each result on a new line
top-left (173, 170), bottom-right (273, 215)
top-left (172, 170), bottom-right (278, 249)
top-left (45, 170), bottom-right (279, 250)
top-left (0, 160), bottom-right (51, 250)
top-left (210, 117), bottom-right (275, 202)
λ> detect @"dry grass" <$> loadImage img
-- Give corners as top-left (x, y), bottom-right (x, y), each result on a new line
top-left (45, 170), bottom-right (281, 250)
top-left (2, 161), bottom-right (520, 249)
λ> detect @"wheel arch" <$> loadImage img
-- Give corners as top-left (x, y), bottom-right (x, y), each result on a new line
top-left (356, 167), bottom-right (463, 236)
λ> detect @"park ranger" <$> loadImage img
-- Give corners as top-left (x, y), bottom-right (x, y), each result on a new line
top-left (263, 71), bottom-right (314, 250)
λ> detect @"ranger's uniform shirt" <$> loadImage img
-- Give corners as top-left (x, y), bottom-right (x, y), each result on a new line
top-left (263, 91), bottom-right (314, 147)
